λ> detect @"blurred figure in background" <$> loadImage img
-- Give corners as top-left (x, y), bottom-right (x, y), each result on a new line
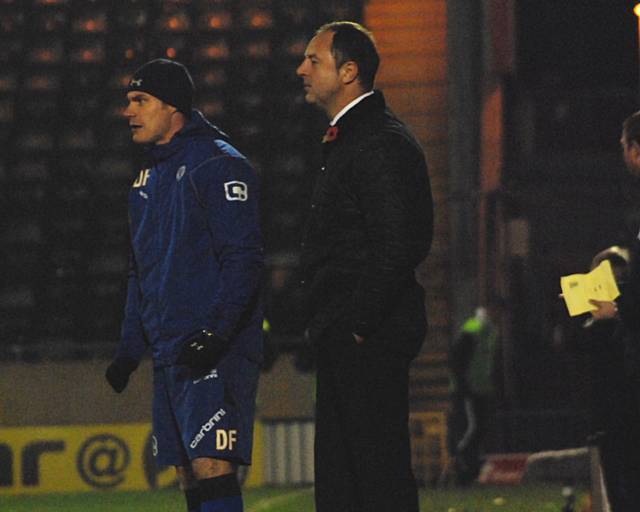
top-left (582, 111), bottom-right (640, 511)
top-left (447, 306), bottom-right (498, 486)
top-left (296, 21), bottom-right (433, 512)
top-left (105, 59), bottom-right (264, 512)
top-left (580, 246), bottom-right (640, 512)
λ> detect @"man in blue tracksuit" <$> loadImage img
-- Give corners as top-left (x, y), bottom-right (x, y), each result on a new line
top-left (104, 59), bottom-right (263, 512)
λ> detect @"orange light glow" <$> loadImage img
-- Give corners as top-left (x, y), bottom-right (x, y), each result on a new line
top-left (249, 12), bottom-right (273, 29)
top-left (32, 48), bottom-right (57, 63)
top-left (287, 40), bottom-right (306, 57)
top-left (166, 47), bottom-right (177, 58)
top-left (201, 100), bottom-right (224, 117)
top-left (200, 44), bottom-right (229, 60)
top-left (246, 41), bottom-right (270, 58)
top-left (635, 4), bottom-right (640, 17)
top-left (75, 16), bottom-right (106, 33)
top-left (164, 14), bottom-right (189, 31)
top-left (202, 69), bottom-right (226, 86)
top-left (207, 13), bottom-right (231, 29)
top-left (125, 48), bottom-right (134, 60)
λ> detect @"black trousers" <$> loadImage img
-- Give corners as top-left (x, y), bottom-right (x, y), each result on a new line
top-left (314, 334), bottom-right (419, 512)
top-left (447, 393), bottom-right (490, 486)
top-left (598, 384), bottom-right (640, 512)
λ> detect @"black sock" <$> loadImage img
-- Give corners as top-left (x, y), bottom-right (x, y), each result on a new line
top-left (198, 473), bottom-right (241, 502)
top-left (184, 487), bottom-right (201, 512)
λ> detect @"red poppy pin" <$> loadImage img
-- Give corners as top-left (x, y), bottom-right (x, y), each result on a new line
top-left (322, 126), bottom-right (339, 143)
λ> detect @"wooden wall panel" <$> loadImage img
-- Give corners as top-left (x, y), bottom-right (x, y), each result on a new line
top-left (365, 0), bottom-right (451, 377)
top-left (366, 0), bottom-right (446, 25)
top-left (404, 112), bottom-right (448, 140)
top-left (373, 28), bottom-right (447, 56)
top-left (383, 84), bottom-right (447, 115)
top-left (378, 54), bottom-right (446, 85)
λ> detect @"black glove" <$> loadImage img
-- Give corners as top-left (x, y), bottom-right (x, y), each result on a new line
top-left (105, 357), bottom-right (139, 393)
top-left (176, 330), bottom-right (229, 370)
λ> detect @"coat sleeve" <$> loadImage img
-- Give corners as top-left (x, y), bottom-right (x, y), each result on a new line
top-left (618, 239), bottom-right (640, 335)
top-left (349, 136), bottom-right (433, 337)
top-left (115, 245), bottom-right (148, 364)
top-left (190, 155), bottom-right (264, 340)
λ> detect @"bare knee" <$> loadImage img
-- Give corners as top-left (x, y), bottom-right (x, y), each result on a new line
top-left (175, 465), bottom-right (197, 490)
top-left (191, 457), bottom-right (235, 480)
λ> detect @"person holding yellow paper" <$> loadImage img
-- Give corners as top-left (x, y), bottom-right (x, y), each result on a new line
top-left (578, 246), bottom-right (640, 512)
top-left (579, 111), bottom-right (640, 511)
top-left (561, 259), bottom-right (620, 317)
top-left (590, 112), bottom-right (640, 323)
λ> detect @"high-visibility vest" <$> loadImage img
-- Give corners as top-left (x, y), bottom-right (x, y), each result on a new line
top-left (453, 317), bottom-right (497, 397)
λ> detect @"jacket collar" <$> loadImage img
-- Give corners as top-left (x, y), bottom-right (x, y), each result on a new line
top-left (330, 91), bottom-right (375, 126)
top-left (143, 110), bottom-right (229, 164)
top-left (334, 90), bottom-right (386, 133)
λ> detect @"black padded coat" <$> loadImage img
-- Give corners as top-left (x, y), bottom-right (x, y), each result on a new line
top-left (301, 91), bottom-right (434, 356)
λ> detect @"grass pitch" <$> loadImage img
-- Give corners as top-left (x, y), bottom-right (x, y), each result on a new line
top-left (1, 484), bottom-right (587, 511)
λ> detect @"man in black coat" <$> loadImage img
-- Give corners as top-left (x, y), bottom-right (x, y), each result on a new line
top-left (588, 112), bottom-right (640, 511)
top-left (579, 246), bottom-right (640, 512)
top-left (591, 112), bottom-right (640, 376)
top-left (296, 21), bottom-right (434, 512)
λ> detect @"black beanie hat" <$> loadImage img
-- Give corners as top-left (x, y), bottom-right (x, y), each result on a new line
top-left (127, 59), bottom-right (194, 115)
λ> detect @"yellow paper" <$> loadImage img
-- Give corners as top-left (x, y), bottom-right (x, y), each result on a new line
top-left (560, 259), bottom-right (620, 316)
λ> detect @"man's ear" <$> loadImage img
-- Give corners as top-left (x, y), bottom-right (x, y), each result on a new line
top-left (162, 101), bottom-right (179, 115)
top-left (340, 61), bottom-right (359, 85)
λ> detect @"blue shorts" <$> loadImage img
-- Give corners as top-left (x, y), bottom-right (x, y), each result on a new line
top-left (152, 353), bottom-right (260, 467)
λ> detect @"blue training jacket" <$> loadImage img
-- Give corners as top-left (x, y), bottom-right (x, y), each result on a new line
top-left (115, 110), bottom-right (264, 368)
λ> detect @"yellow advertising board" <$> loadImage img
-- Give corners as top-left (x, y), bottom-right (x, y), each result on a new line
top-left (0, 422), bottom-right (264, 495)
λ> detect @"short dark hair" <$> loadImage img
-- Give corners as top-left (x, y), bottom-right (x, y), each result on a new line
top-left (623, 111), bottom-right (640, 146)
top-left (317, 21), bottom-right (379, 91)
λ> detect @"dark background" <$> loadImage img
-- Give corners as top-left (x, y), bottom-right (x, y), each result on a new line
top-left (495, 1), bottom-right (640, 446)
top-left (2, 0), bottom-right (640, 451)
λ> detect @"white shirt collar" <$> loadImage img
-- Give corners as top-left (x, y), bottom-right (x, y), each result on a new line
top-left (330, 91), bottom-right (375, 126)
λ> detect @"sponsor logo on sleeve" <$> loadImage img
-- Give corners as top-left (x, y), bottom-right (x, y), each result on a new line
top-left (224, 181), bottom-right (248, 202)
